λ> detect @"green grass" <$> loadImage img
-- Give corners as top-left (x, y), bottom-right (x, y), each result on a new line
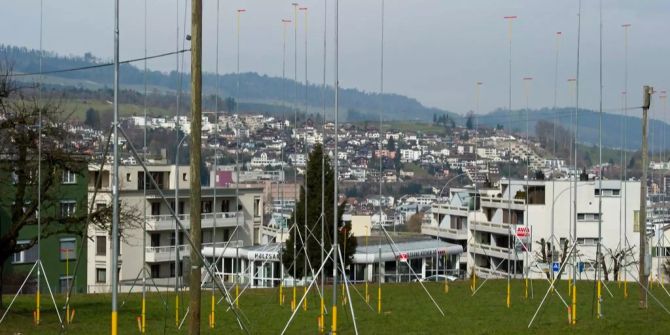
top-left (2, 280), bottom-right (670, 334)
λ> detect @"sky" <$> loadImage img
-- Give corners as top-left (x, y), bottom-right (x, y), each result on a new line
top-left (1, 1), bottom-right (669, 117)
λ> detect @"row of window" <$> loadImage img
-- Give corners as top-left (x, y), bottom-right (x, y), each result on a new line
top-left (12, 238), bottom-right (76, 264)
top-left (594, 189), bottom-right (620, 196)
top-left (148, 197), bottom-right (262, 217)
top-left (10, 170), bottom-right (78, 185)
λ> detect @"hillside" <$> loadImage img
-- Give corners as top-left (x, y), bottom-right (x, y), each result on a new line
top-left (0, 45), bottom-right (456, 122)
top-left (479, 107), bottom-right (670, 151)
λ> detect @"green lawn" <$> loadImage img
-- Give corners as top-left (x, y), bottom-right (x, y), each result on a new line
top-left (1, 280), bottom-right (670, 334)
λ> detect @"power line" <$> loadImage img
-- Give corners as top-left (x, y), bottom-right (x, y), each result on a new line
top-left (10, 48), bottom-right (191, 77)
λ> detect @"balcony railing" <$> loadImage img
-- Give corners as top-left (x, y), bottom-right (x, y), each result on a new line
top-left (470, 242), bottom-right (520, 260)
top-left (146, 211), bottom-right (243, 231)
top-left (145, 241), bottom-right (244, 262)
top-left (480, 196), bottom-right (525, 208)
top-left (470, 220), bottom-right (513, 235)
top-left (421, 225), bottom-right (468, 240)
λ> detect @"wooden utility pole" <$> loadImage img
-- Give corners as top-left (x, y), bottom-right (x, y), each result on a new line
top-left (639, 85), bottom-right (652, 309)
top-left (188, 0), bottom-right (203, 333)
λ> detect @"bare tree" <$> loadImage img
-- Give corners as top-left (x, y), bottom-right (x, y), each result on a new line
top-left (0, 68), bottom-right (140, 306)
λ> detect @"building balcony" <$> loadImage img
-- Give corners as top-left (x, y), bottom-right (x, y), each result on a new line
top-left (480, 196), bottom-right (525, 211)
top-left (145, 241), bottom-right (243, 263)
top-left (146, 211), bottom-right (243, 231)
top-left (470, 242), bottom-right (520, 260)
top-left (421, 225), bottom-right (468, 241)
top-left (431, 203), bottom-right (469, 216)
top-left (470, 220), bottom-right (513, 235)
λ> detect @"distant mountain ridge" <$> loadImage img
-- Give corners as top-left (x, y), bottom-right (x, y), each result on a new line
top-left (0, 44), bottom-right (457, 122)
top-left (479, 107), bottom-right (670, 151)
top-left (3, 45), bottom-right (667, 152)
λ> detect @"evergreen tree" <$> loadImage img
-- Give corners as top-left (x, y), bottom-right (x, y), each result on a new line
top-left (281, 144), bottom-right (357, 279)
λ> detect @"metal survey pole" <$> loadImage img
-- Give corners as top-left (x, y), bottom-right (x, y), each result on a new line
top-left (640, 85), bottom-right (653, 309)
top-left (332, 0), bottom-right (340, 332)
top-left (110, 0), bottom-right (120, 333)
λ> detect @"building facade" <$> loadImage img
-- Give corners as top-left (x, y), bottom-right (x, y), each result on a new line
top-left (85, 163), bottom-right (263, 293)
top-left (423, 179), bottom-right (642, 281)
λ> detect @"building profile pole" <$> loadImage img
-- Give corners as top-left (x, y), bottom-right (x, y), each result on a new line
top-left (639, 85), bottom-right (653, 309)
top-left (110, 0), bottom-right (121, 333)
top-left (319, 1), bottom-right (328, 329)
top-left (503, 14), bottom-right (516, 309)
top-left (188, 0), bottom-right (203, 333)
top-left (332, 0), bottom-right (340, 332)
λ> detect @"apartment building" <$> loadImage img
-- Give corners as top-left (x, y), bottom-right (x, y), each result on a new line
top-left (86, 163), bottom-right (263, 292)
top-left (423, 179), bottom-right (642, 281)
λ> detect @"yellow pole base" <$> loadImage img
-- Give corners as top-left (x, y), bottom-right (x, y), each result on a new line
top-left (175, 295), bottom-right (179, 327)
top-left (303, 286), bottom-right (308, 311)
top-left (36, 291), bottom-right (41, 326)
top-left (506, 282), bottom-right (511, 308)
top-left (331, 305), bottom-right (338, 335)
top-left (571, 284), bottom-right (577, 325)
top-left (210, 294), bottom-right (215, 329)
top-left (111, 311), bottom-right (118, 335)
top-left (525, 278), bottom-right (528, 300)
top-left (377, 287), bottom-right (382, 314)
top-left (624, 281), bottom-right (628, 299)
top-left (142, 297), bottom-right (146, 333)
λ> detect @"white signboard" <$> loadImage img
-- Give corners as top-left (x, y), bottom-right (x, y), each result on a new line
top-left (514, 226), bottom-right (531, 252)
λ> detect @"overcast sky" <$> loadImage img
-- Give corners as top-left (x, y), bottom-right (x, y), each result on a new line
top-left (2, 1), bottom-right (669, 117)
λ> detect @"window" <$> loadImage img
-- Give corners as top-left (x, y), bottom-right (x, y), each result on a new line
top-left (202, 200), bottom-right (212, 214)
top-left (62, 169), bottom-right (77, 184)
top-left (151, 264), bottom-right (160, 278)
top-left (182, 173), bottom-right (188, 181)
top-left (151, 234), bottom-right (160, 247)
top-left (96, 268), bottom-right (106, 283)
top-left (577, 213), bottom-right (600, 221)
top-left (170, 263), bottom-right (176, 277)
top-left (577, 237), bottom-right (600, 246)
top-left (126, 173), bottom-right (131, 182)
top-left (60, 201), bottom-right (76, 218)
top-left (12, 241), bottom-right (38, 264)
top-left (59, 276), bottom-right (73, 293)
top-left (254, 197), bottom-right (261, 217)
top-left (60, 238), bottom-right (76, 261)
top-left (151, 202), bottom-right (161, 216)
top-left (595, 189), bottom-right (620, 197)
top-left (96, 236), bottom-right (106, 256)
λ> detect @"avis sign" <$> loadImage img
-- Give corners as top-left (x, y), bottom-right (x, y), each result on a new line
top-left (514, 226), bottom-right (531, 252)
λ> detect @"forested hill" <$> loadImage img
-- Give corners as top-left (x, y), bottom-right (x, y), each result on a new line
top-left (478, 107), bottom-right (670, 151)
top-left (0, 45), bottom-right (456, 122)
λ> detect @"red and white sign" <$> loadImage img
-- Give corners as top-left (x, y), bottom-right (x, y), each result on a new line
top-left (514, 226), bottom-right (532, 252)
top-left (516, 226), bottom-right (530, 238)
top-left (398, 252), bottom-right (408, 263)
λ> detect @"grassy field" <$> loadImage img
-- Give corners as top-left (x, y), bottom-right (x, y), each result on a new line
top-left (1, 280), bottom-right (670, 334)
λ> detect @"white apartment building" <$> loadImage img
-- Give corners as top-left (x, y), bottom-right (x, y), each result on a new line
top-left (86, 163), bottom-right (264, 293)
top-left (423, 179), bottom-right (643, 281)
top-left (400, 149), bottom-right (421, 163)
